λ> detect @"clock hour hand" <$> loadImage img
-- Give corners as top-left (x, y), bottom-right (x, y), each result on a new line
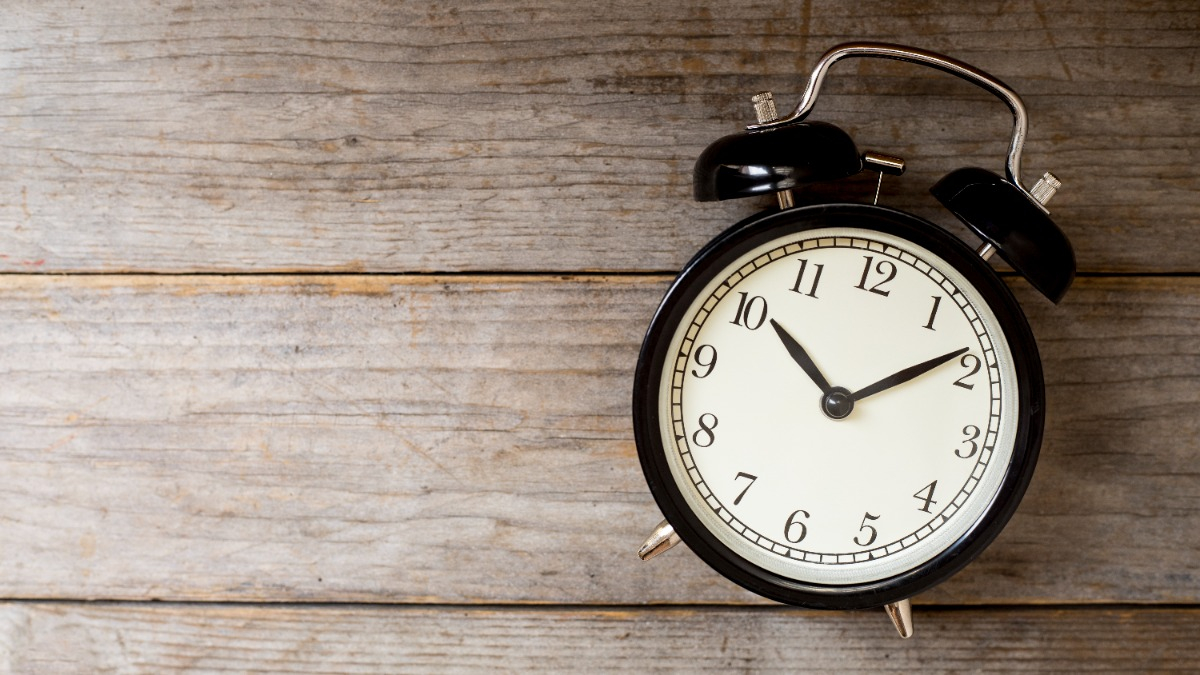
top-left (850, 347), bottom-right (970, 402)
top-left (769, 319), bottom-right (833, 395)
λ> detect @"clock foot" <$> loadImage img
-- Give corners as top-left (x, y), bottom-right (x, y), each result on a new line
top-left (884, 598), bottom-right (914, 639)
top-left (637, 520), bottom-right (681, 561)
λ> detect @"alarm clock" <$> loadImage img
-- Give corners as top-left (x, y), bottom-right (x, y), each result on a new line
top-left (632, 43), bottom-right (1075, 638)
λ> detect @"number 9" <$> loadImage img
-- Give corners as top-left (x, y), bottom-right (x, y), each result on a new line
top-left (692, 344), bottom-right (718, 379)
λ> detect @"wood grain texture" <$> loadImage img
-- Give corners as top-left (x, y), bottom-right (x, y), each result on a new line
top-left (0, 1), bottom-right (1195, 670)
top-left (0, 0), bottom-right (1196, 274)
top-left (0, 275), bottom-right (1194, 605)
top-left (2, 603), bottom-right (1198, 673)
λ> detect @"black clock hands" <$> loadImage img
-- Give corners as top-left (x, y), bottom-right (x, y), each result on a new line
top-left (770, 315), bottom-right (969, 419)
top-left (850, 347), bottom-right (970, 402)
top-left (769, 319), bottom-right (833, 395)
top-left (771, 317), bottom-right (969, 420)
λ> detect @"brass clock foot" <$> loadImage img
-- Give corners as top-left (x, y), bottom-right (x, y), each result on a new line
top-left (884, 598), bottom-right (914, 639)
top-left (637, 520), bottom-right (681, 561)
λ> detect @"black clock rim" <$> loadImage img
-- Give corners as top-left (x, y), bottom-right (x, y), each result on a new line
top-left (632, 203), bottom-right (1045, 610)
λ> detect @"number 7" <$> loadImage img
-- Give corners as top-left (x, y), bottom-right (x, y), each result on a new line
top-left (733, 472), bottom-right (757, 505)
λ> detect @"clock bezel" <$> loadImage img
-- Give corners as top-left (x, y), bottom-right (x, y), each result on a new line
top-left (632, 203), bottom-right (1045, 609)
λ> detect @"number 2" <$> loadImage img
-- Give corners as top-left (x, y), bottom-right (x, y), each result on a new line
top-left (953, 354), bottom-right (981, 390)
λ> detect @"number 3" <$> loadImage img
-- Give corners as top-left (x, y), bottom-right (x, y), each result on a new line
top-left (956, 425), bottom-right (981, 458)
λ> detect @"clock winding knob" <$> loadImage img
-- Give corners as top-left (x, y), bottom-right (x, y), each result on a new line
top-left (1029, 171), bottom-right (1062, 206)
top-left (750, 92), bottom-right (796, 210)
top-left (751, 91), bottom-right (780, 125)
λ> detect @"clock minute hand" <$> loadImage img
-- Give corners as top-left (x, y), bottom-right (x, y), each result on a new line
top-left (769, 318), bottom-right (833, 395)
top-left (850, 347), bottom-right (970, 402)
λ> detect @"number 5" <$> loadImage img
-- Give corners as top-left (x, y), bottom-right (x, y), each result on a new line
top-left (854, 512), bottom-right (880, 547)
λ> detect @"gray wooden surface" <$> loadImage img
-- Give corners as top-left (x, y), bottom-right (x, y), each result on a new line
top-left (1, 0), bottom-right (1197, 672)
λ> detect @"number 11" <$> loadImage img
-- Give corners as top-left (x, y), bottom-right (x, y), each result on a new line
top-left (790, 258), bottom-right (824, 298)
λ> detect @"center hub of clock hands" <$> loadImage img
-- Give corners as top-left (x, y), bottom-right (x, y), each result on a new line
top-left (769, 318), bottom-right (969, 421)
top-left (820, 386), bottom-right (855, 420)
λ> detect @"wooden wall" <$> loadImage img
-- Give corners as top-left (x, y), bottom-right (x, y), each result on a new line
top-left (0, 1), bottom-right (1197, 671)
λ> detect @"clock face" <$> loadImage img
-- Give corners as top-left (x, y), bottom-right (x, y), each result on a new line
top-left (635, 206), bottom-right (1042, 605)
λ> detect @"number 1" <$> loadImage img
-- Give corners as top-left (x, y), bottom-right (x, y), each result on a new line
top-left (923, 296), bottom-right (942, 330)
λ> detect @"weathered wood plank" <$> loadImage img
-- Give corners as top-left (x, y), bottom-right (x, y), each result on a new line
top-left (0, 275), bottom-right (1194, 604)
top-left (2, 603), bottom-right (1198, 673)
top-left (0, 0), bottom-right (1195, 273)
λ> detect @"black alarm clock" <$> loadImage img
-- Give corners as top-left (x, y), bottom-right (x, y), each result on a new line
top-left (632, 43), bottom-right (1075, 638)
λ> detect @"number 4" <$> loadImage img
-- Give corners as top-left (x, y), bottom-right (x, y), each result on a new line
top-left (913, 480), bottom-right (938, 513)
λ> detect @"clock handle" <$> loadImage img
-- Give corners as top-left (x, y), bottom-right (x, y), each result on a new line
top-left (747, 42), bottom-right (1034, 195)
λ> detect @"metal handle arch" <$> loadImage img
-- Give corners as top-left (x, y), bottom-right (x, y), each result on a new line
top-left (747, 42), bottom-right (1032, 191)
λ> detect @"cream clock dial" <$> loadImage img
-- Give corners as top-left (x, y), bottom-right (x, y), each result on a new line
top-left (660, 226), bottom-right (1018, 585)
